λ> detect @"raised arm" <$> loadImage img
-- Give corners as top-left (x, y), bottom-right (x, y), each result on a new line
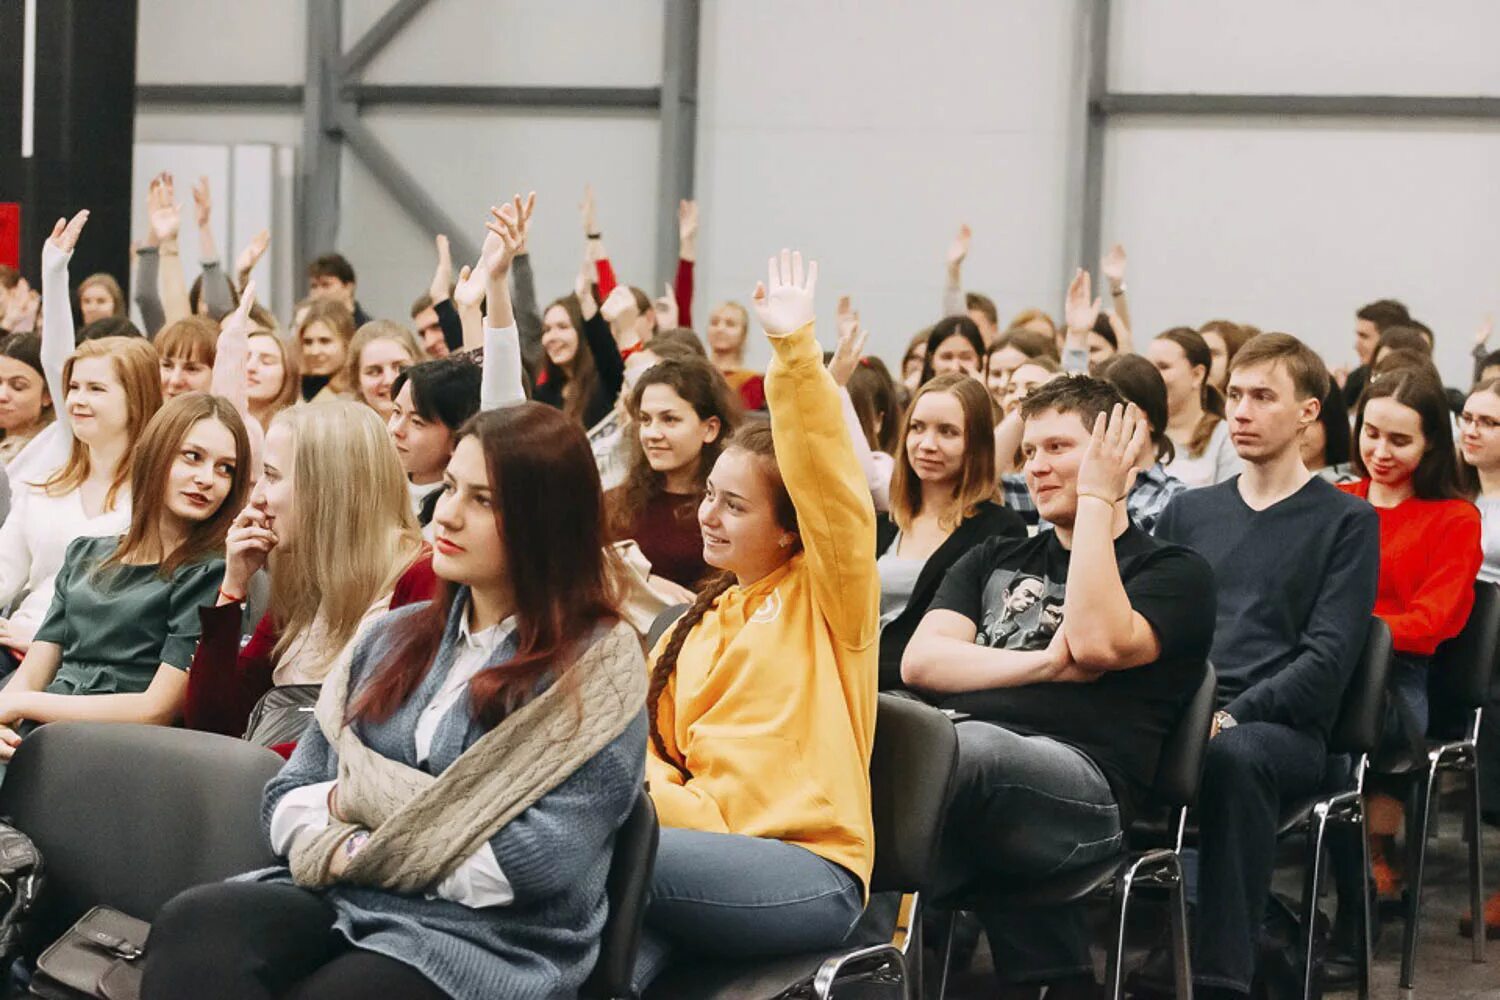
top-left (756, 250), bottom-right (878, 648)
top-left (1101, 243), bottom-right (1132, 336)
top-left (194, 178), bottom-right (235, 319)
top-left (675, 199), bottom-right (697, 328)
top-left (149, 173), bottom-right (192, 324)
top-left (478, 193), bottom-right (532, 409)
top-left (41, 211), bottom-right (88, 434)
top-left (213, 281), bottom-right (265, 477)
top-left (829, 296), bottom-right (890, 511)
top-left (942, 224), bottom-right (970, 318)
top-left (426, 234), bottom-right (463, 354)
top-left (1061, 267), bottom-right (1100, 374)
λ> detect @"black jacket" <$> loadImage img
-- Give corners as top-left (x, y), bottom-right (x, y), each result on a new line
top-left (875, 500), bottom-right (1026, 691)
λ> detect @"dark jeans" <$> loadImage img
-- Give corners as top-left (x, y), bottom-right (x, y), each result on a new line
top-left (633, 828), bottom-right (865, 989)
top-left (940, 721), bottom-right (1124, 984)
top-left (1194, 721), bottom-right (1327, 994)
top-left (141, 882), bottom-right (446, 1000)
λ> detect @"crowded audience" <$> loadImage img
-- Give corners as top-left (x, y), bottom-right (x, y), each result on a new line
top-left (0, 166), bottom-right (1495, 1000)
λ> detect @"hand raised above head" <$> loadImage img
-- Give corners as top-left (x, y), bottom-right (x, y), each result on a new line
top-left (947, 224), bottom-right (971, 271)
top-left (1063, 268), bottom-right (1101, 336)
top-left (1101, 243), bottom-right (1127, 285)
top-left (828, 295), bottom-right (868, 387)
top-left (48, 210), bottom-right (90, 255)
top-left (751, 249), bottom-right (818, 338)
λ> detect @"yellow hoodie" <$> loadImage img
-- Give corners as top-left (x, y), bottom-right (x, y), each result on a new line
top-left (646, 320), bottom-right (880, 890)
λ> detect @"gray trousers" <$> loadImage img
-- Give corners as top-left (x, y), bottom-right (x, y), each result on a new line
top-left (941, 721), bottom-right (1124, 984)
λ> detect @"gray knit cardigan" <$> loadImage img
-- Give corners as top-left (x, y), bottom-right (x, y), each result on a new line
top-left (242, 595), bottom-right (647, 1000)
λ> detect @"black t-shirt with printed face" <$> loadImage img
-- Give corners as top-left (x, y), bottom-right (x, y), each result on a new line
top-left (927, 525), bottom-right (1216, 821)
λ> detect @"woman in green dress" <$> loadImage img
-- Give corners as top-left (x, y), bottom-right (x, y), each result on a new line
top-left (0, 393), bottom-right (251, 757)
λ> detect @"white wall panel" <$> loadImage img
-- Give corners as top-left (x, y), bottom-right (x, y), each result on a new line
top-left (136, 0), bottom-right (304, 84)
top-left (1102, 118), bottom-right (1500, 386)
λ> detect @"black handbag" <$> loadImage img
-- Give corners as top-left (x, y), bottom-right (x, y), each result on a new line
top-left (242, 684), bottom-right (320, 748)
top-left (29, 907), bottom-right (148, 1000)
top-left (0, 821), bottom-right (43, 965)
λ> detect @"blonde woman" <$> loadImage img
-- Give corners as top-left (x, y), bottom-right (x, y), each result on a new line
top-left (246, 329), bottom-right (300, 432)
top-left (705, 300), bottom-right (765, 410)
top-left (297, 299), bottom-right (356, 402)
top-left (77, 272), bottom-right (127, 325)
top-left (184, 401), bottom-right (433, 741)
top-left (346, 321), bottom-right (423, 421)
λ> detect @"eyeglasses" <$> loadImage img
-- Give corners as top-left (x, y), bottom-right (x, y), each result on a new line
top-left (1458, 411), bottom-right (1500, 432)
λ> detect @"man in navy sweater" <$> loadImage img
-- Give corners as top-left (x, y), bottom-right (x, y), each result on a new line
top-left (1151, 334), bottom-right (1380, 1000)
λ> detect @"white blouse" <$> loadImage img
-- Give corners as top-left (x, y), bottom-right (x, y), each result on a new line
top-left (1163, 419), bottom-right (1243, 490)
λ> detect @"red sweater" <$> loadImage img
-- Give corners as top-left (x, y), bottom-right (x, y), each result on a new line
top-left (183, 553), bottom-right (439, 738)
top-left (1339, 480), bottom-right (1482, 655)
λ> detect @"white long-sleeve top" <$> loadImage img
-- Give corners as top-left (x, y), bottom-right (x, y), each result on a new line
top-left (268, 613), bottom-right (518, 908)
top-left (6, 241), bottom-right (82, 488)
top-left (481, 322), bottom-right (525, 411)
top-left (0, 484), bottom-right (130, 638)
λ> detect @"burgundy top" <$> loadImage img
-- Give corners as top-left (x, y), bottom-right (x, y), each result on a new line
top-left (623, 490), bottom-right (708, 591)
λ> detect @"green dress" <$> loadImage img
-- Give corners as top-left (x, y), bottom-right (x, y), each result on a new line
top-left (32, 535), bottom-right (224, 696)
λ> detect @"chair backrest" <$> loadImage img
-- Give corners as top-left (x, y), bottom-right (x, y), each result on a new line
top-left (646, 604), bottom-right (690, 652)
top-left (868, 693), bottom-right (959, 893)
top-left (0, 723), bottom-right (283, 942)
top-left (581, 788), bottom-right (659, 1000)
top-left (1150, 662), bottom-right (1217, 809)
top-left (1430, 580), bottom-right (1500, 710)
top-left (1330, 617), bottom-right (1394, 755)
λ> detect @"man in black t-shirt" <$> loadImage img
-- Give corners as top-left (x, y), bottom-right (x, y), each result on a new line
top-left (905, 377), bottom-right (1215, 996)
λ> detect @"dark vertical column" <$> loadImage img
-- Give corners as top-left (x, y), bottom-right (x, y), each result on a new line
top-left (0, 0), bottom-right (138, 297)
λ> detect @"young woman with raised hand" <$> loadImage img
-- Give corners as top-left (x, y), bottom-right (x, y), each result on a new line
top-left (532, 282), bottom-right (624, 431)
top-left (183, 401), bottom-right (432, 742)
top-left (0, 264), bottom-right (163, 655)
top-left (876, 372), bottom-right (1024, 691)
top-left (636, 251), bottom-right (878, 986)
top-left (390, 193), bottom-right (531, 531)
top-left (245, 329), bottom-right (300, 432)
top-left (0, 334), bottom-right (55, 468)
top-left (1340, 368), bottom-right (1482, 898)
top-left (144, 402), bottom-right (647, 1000)
top-left (705, 300), bottom-right (766, 410)
top-left (0, 394), bottom-right (248, 751)
top-left (347, 321), bottom-right (423, 421)
top-left (609, 358), bottom-right (740, 591)
top-left (297, 299), bottom-right (356, 402)
top-left (1149, 327), bottom-right (1242, 488)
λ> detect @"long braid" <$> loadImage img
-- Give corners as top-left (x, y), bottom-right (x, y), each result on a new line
top-left (647, 573), bottom-right (736, 781)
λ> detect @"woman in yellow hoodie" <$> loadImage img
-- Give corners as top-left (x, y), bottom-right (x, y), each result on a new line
top-left (635, 250), bottom-right (880, 985)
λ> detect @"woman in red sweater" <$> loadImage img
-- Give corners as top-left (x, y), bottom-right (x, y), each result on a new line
top-left (184, 401), bottom-right (434, 744)
top-left (608, 358), bottom-right (741, 591)
top-left (1340, 368), bottom-right (1482, 894)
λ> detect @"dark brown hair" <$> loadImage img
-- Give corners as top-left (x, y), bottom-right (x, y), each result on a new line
top-left (1373, 325), bottom-right (1432, 364)
top-left (1198, 319), bottom-right (1252, 367)
top-left (1356, 298), bottom-right (1410, 331)
top-left (964, 292), bottom-right (998, 328)
top-left (1155, 326), bottom-right (1225, 457)
top-left (889, 373), bottom-right (997, 533)
top-left (920, 315), bottom-right (986, 384)
top-left (645, 420), bottom-right (796, 778)
top-left (989, 327), bottom-right (1060, 363)
top-left (1353, 368), bottom-right (1466, 501)
top-left (540, 295), bottom-right (601, 425)
top-left (612, 358), bottom-right (740, 543)
top-left (352, 403), bottom-right (619, 727)
top-left (847, 356), bottom-right (902, 455)
top-left (308, 253), bottom-right (356, 285)
top-left (1098, 353), bottom-right (1175, 464)
top-left (154, 316), bottom-right (219, 366)
top-left (1019, 373), bottom-right (1127, 431)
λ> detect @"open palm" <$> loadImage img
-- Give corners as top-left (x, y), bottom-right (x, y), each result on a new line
top-left (751, 249), bottom-right (818, 337)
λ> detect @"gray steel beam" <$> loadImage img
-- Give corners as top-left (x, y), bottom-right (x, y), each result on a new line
top-left (339, 112), bottom-right (480, 267)
top-left (1098, 92), bottom-right (1500, 119)
top-left (137, 84), bottom-right (303, 106)
top-left (1078, 0), bottom-right (1110, 276)
top-left (656, 0), bottom-right (700, 287)
top-left (299, 0), bottom-right (344, 278)
top-left (341, 0), bottom-right (433, 80)
top-left (345, 84), bottom-right (661, 110)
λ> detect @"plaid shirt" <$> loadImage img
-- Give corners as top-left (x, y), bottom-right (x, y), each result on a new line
top-left (1001, 463), bottom-right (1189, 535)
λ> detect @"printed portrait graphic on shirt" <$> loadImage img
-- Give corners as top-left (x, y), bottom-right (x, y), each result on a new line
top-left (975, 569), bottom-right (1066, 650)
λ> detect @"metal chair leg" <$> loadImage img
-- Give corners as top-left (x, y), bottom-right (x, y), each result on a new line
top-left (1301, 806), bottom-right (1331, 1000)
top-left (1167, 855), bottom-right (1194, 1000)
top-left (1467, 759), bottom-right (1487, 964)
top-left (934, 908), bottom-right (956, 1000)
top-left (1398, 760), bottom-right (1440, 998)
top-left (1357, 804), bottom-right (1373, 1000)
top-left (1105, 864), bottom-right (1136, 1000)
top-left (906, 894), bottom-right (926, 1000)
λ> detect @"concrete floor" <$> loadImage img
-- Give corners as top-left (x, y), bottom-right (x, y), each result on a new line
top-left (931, 807), bottom-right (1500, 999)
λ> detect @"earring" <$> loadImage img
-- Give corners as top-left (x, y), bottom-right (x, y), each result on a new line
top-left (778, 535), bottom-right (790, 548)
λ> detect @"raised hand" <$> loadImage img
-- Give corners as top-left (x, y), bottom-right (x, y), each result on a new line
top-left (574, 266), bottom-right (598, 321)
top-left (48, 210), bottom-right (90, 255)
top-left (192, 176), bottom-right (212, 230)
top-left (481, 192), bottom-right (533, 279)
top-left (1064, 268), bottom-right (1101, 336)
top-left (946, 224), bottom-right (971, 279)
top-left (1475, 315), bottom-right (1493, 350)
top-left (148, 173), bottom-right (182, 244)
top-left (600, 284), bottom-right (637, 325)
top-left (429, 234), bottom-right (453, 303)
top-left (234, 229), bottom-right (271, 286)
top-left (515, 190), bottom-right (535, 254)
top-left (222, 279), bottom-right (257, 338)
top-left (654, 282), bottom-right (680, 329)
top-left (452, 262), bottom-right (486, 312)
top-left (828, 295), bottom-right (869, 387)
top-left (678, 199), bottom-right (699, 261)
top-left (1101, 243), bottom-right (1127, 286)
top-left (752, 249), bottom-right (818, 338)
top-left (1075, 403), bottom-right (1148, 506)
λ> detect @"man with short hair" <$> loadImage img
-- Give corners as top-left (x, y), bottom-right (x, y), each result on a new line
top-left (307, 252), bottom-right (371, 325)
top-left (1151, 333), bottom-right (1380, 999)
top-left (1345, 297), bottom-right (1411, 402)
top-left (906, 376), bottom-right (1215, 999)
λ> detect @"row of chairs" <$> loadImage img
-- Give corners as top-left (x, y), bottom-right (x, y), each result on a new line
top-left (0, 584), bottom-right (1493, 1000)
